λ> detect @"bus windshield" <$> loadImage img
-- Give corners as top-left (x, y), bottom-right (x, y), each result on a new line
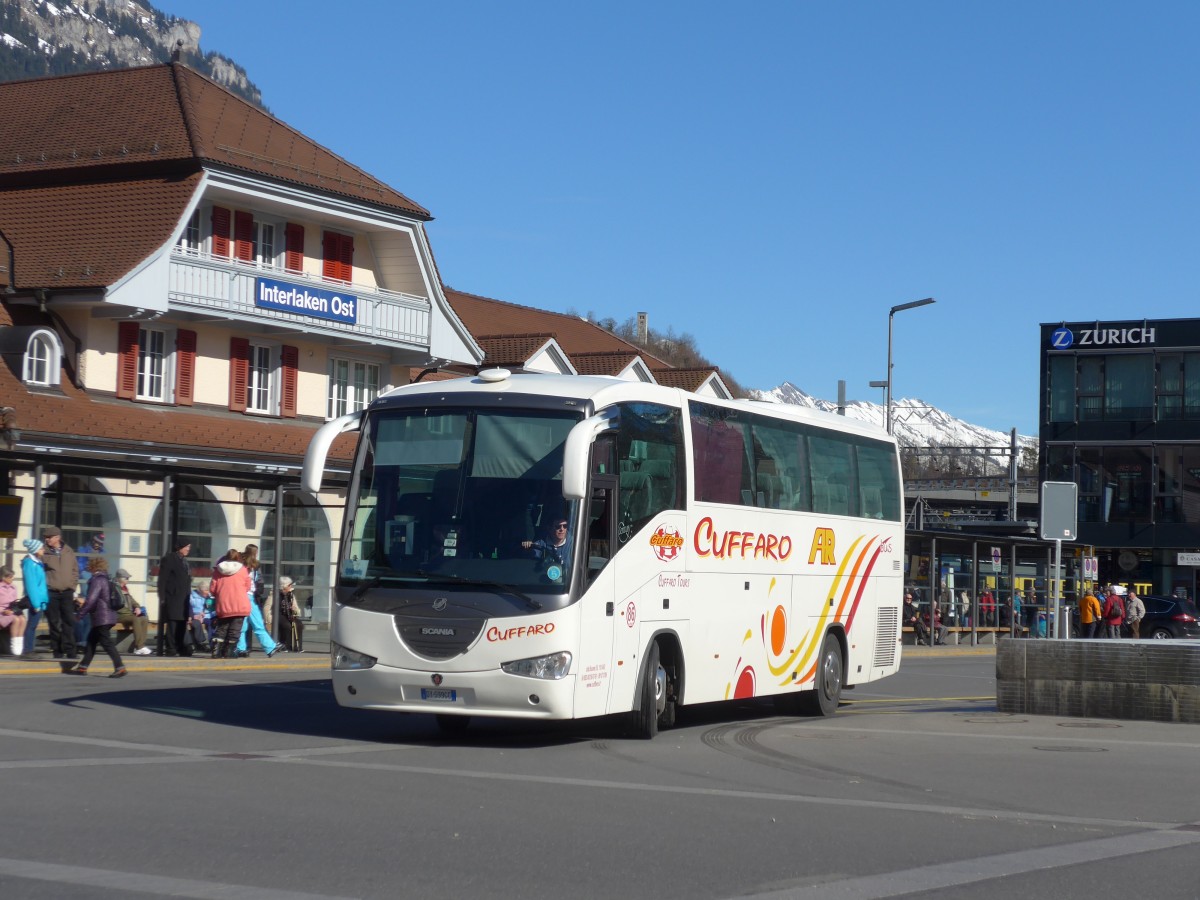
top-left (339, 405), bottom-right (583, 595)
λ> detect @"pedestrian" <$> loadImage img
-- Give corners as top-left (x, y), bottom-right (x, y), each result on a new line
top-left (1077, 587), bottom-right (1101, 638)
top-left (113, 569), bottom-right (151, 655)
top-left (923, 603), bottom-right (948, 645)
top-left (278, 576), bottom-right (304, 652)
top-left (156, 536), bottom-right (192, 656)
top-left (68, 557), bottom-right (126, 678)
top-left (19, 538), bottom-right (49, 656)
top-left (190, 578), bottom-right (215, 645)
top-left (1124, 590), bottom-right (1146, 639)
top-left (1100, 585), bottom-right (1125, 639)
top-left (0, 565), bottom-right (28, 656)
top-left (903, 591), bottom-right (927, 644)
top-left (980, 590), bottom-right (996, 627)
top-left (40, 525), bottom-right (80, 660)
top-left (73, 532), bottom-right (105, 648)
top-left (234, 544), bottom-right (282, 658)
top-left (209, 549), bottom-right (250, 659)
top-left (186, 577), bottom-right (210, 652)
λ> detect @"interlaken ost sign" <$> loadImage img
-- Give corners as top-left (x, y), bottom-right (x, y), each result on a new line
top-left (255, 276), bottom-right (358, 325)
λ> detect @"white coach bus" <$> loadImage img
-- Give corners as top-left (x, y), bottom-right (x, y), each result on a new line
top-left (302, 370), bottom-right (904, 738)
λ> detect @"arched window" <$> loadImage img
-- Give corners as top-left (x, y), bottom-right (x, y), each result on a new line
top-left (261, 495), bottom-right (332, 625)
top-left (149, 485), bottom-right (229, 582)
top-left (23, 328), bottom-right (62, 386)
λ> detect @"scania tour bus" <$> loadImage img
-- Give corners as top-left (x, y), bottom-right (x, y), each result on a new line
top-left (302, 370), bottom-right (904, 738)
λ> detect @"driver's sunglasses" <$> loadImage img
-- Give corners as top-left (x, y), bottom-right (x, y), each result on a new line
top-left (554, 522), bottom-right (568, 530)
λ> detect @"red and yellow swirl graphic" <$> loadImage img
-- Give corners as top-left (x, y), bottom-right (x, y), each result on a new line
top-left (725, 533), bottom-right (884, 699)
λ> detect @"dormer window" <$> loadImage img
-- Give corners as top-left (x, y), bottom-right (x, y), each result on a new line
top-left (22, 328), bottom-right (62, 387)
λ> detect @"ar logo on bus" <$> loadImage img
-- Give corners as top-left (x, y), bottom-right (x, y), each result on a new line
top-left (649, 525), bottom-right (684, 562)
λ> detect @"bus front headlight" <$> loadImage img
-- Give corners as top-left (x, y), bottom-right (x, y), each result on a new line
top-left (332, 642), bottom-right (377, 671)
top-left (501, 651), bottom-right (572, 680)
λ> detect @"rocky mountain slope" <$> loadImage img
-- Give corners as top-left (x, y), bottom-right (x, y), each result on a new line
top-left (0, 0), bottom-right (262, 107)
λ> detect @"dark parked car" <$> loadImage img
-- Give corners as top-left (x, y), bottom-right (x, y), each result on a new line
top-left (1130, 595), bottom-right (1200, 639)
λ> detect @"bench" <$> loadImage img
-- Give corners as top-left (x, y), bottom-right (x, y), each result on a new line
top-left (902, 625), bottom-right (1026, 646)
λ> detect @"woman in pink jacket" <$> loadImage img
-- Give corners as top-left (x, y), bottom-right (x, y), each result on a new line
top-left (209, 549), bottom-right (251, 659)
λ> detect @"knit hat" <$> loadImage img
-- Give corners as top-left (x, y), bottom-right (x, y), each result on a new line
top-left (41, 525), bottom-right (61, 539)
top-left (23, 538), bottom-right (44, 554)
top-left (278, 576), bottom-right (294, 588)
top-left (115, 568), bottom-right (131, 580)
top-left (173, 536), bottom-right (192, 551)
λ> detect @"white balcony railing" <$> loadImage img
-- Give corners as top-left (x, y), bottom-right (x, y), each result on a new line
top-left (168, 247), bottom-right (432, 349)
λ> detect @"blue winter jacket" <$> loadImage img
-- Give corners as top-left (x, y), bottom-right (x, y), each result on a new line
top-left (21, 555), bottom-right (49, 611)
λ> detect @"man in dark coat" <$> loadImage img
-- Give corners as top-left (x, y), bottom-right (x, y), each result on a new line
top-left (156, 537), bottom-right (192, 656)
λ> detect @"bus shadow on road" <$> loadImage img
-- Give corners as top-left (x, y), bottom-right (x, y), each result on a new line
top-left (53, 678), bottom-right (632, 748)
top-left (54, 678), bottom-right (967, 747)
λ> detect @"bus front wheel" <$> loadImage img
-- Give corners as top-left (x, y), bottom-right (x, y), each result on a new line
top-left (798, 636), bottom-right (843, 717)
top-left (631, 641), bottom-right (671, 739)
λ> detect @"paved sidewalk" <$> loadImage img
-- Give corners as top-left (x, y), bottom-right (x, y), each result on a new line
top-left (0, 650), bottom-right (330, 676)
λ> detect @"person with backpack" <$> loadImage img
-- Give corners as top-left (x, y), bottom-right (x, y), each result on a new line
top-left (1101, 585), bottom-right (1126, 639)
top-left (1124, 590), bottom-right (1146, 639)
top-left (68, 556), bottom-right (126, 678)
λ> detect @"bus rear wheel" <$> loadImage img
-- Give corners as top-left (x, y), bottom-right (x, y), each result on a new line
top-left (798, 635), bottom-right (843, 717)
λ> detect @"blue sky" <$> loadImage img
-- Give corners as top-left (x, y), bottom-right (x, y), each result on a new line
top-left (154, 0), bottom-right (1199, 435)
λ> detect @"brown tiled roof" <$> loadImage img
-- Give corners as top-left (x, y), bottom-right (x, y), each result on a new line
top-left (0, 305), bottom-right (354, 465)
top-left (0, 64), bottom-right (428, 218)
top-left (0, 174), bottom-right (202, 289)
top-left (445, 288), bottom-right (671, 367)
top-left (570, 350), bottom-right (645, 377)
top-left (651, 366), bottom-right (721, 391)
top-left (476, 333), bottom-right (558, 367)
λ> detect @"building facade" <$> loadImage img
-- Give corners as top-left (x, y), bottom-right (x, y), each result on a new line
top-left (1040, 317), bottom-right (1200, 598)
top-left (0, 63), bottom-right (482, 623)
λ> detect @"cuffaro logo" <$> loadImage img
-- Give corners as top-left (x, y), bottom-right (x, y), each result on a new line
top-left (255, 276), bottom-right (358, 325)
top-left (1051, 325), bottom-right (1156, 349)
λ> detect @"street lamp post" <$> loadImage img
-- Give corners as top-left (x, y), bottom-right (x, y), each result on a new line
top-left (869, 380), bottom-right (888, 429)
top-left (885, 297), bottom-right (936, 434)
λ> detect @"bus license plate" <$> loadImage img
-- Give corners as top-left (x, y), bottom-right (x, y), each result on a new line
top-left (421, 688), bottom-right (457, 702)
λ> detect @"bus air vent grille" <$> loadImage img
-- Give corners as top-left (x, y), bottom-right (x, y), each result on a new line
top-left (395, 615), bottom-right (483, 660)
top-left (874, 606), bottom-right (898, 668)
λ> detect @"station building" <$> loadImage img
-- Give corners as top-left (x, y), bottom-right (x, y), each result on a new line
top-left (0, 64), bottom-right (730, 627)
top-left (1040, 317), bottom-right (1200, 598)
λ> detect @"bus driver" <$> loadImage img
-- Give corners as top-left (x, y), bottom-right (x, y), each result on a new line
top-left (521, 517), bottom-right (572, 567)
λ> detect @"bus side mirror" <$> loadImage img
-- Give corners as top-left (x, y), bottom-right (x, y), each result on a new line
top-left (301, 411), bottom-right (363, 495)
top-left (562, 411), bottom-right (617, 500)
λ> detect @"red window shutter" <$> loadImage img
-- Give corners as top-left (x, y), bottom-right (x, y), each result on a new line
top-left (175, 329), bottom-right (197, 406)
top-left (281, 344), bottom-right (299, 418)
top-left (211, 206), bottom-right (231, 257)
top-left (284, 223), bottom-right (304, 272)
top-left (116, 321), bottom-right (139, 399)
top-left (338, 233), bottom-right (354, 282)
top-left (322, 231), bottom-right (353, 282)
top-left (234, 211), bottom-right (254, 262)
top-left (322, 231), bottom-right (338, 280)
top-left (229, 337), bottom-right (249, 412)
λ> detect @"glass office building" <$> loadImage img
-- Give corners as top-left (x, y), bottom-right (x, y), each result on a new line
top-left (1040, 318), bottom-right (1200, 598)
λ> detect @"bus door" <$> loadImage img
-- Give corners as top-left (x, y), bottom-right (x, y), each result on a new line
top-left (572, 441), bottom-right (620, 718)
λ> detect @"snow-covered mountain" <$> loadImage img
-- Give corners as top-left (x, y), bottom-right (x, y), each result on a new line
top-left (751, 382), bottom-right (1037, 475)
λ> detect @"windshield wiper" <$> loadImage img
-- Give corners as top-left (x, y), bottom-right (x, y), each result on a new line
top-left (412, 569), bottom-right (542, 610)
top-left (343, 575), bottom-right (382, 605)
